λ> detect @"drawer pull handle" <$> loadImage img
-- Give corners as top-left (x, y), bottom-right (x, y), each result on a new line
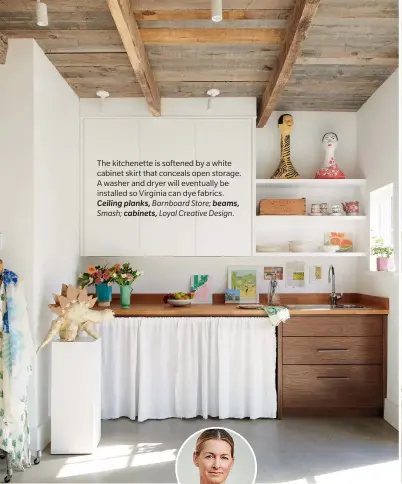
top-left (317, 348), bottom-right (350, 352)
top-left (317, 376), bottom-right (350, 380)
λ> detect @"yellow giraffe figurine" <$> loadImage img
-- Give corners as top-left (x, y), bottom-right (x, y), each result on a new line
top-left (270, 114), bottom-right (300, 179)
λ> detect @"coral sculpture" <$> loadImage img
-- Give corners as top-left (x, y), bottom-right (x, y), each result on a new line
top-left (37, 284), bottom-right (114, 353)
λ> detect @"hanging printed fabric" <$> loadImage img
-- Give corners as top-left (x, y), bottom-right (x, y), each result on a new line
top-left (0, 269), bottom-right (34, 470)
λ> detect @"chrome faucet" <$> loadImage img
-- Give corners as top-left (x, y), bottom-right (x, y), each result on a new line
top-left (328, 264), bottom-right (342, 306)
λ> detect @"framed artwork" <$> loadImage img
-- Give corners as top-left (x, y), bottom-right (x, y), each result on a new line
top-left (190, 274), bottom-right (212, 304)
top-left (227, 266), bottom-right (260, 303)
top-left (324, 232), bottom-right (353, 252)
top-left (225, 289), bottom-right (240, 304)
top-left (310, 265), bottom-right (323, 284)
top-left (264, 266), bottom-right (284, 280)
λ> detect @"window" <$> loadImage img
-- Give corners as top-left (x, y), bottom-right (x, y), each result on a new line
top-left (369, 183), bottom-right (394, 271)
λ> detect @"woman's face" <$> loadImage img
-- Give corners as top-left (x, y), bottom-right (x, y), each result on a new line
top-left (193, 440), bottom-right (234, 484)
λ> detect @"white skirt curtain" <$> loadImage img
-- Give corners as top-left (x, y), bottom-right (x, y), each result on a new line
top-left (98, 317), bottom-right (277, 422)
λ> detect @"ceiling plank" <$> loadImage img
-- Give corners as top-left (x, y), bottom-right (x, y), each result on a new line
top-left (0, 33), bottom-right (7, 64)
top-left (257, 0), bottom-right (321, 128)
top-left (0, 1), bottom-right (396, 17)
top-left (140, 28), bottom-right (283, 44)
top-left (107, 0), bottom-right (160, 116)
top-left (47, 52), bottom-right (398, 69)
top-left (136, 9), bottom-right (291, 21)
top-left (3, 29), bottom-right (284, 52)
top-left (296, 57), bottom-right (398, 66)
top-left (56, 64), bottom-right (276, 82)
top-left (47, 51), bottom-right (279, 68)
top-left (0, 0), bottom-right (296, 12)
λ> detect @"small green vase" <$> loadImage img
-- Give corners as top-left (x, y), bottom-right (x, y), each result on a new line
top-left (120, 285), bottom-right (133, 308)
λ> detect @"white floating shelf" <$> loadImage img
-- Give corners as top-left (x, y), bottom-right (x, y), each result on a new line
top-left (254, 252), bottom-right (366, 257)
top-left (256, 179), bottom-right (366, 187)
top-left (255, 215), bottom-right (366, 221)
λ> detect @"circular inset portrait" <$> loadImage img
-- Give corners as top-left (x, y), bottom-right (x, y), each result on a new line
top-left (175, 427), bottom-right (257, 484)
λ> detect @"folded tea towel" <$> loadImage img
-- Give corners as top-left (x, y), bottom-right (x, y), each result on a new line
top-left (263, 306), bottom-right (290, 326)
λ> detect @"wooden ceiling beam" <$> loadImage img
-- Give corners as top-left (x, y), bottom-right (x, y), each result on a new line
top-left (257, 0), bottom-right (321, 128)
top-left (107, 0), bottom-right (160, 116)
top-left (0, 34), bottom-right (8, 64)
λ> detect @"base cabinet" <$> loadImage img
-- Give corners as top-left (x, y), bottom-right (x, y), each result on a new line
top-left (279, 315), bottom-right (386, 417)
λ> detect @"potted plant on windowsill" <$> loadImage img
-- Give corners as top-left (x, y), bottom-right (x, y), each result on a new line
top-left (114, 263), bottom-right (144, 308)
top-left (371, 237), bottom-right (394, 271)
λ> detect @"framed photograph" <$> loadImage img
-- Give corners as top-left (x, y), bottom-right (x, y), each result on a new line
top-left (264, 266), bottom-right (284, 280)
top-left (227, 266), bottom-right (260, 303)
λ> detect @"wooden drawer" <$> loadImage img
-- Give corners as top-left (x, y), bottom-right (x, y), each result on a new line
top-left (283, 336), bottom-right (383, 364)
top-left (283, 365), bottom-right (383, 408)
top-left (283, 315), bottom-right (383, 337)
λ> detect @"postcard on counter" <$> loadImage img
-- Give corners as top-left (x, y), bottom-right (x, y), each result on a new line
top-left (225, 289), bottom-right (240, 304)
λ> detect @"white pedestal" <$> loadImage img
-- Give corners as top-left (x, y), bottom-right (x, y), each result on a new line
top-left (51, 338), bottom-right (101, 454)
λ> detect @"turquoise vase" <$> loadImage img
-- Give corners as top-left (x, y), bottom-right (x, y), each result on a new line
top-left (120, 285), bottom-right (133, 309)
top-left (96, 283), bottom-right (112, 307)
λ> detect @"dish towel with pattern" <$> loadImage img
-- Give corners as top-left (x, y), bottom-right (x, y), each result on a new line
top-left (263, 306), bottom-right (290, 326)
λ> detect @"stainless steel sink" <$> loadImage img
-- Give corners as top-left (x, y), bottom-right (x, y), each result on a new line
top-left (286, 304), bottom-right (332, 310)
top-left (335, 304), bottom-right (373, 309)
top-left (286, 304), bottom-right (372, 310)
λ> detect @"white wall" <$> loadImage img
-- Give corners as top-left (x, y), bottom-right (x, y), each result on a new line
top-left (356, 70), bottom-right (399, 429)
top-left (0, 39), bottom-right (80, 451)
top-left (0, 40), bottom-right (35, 307)
top-left (81, 99), bottom-right (360, 295)
top-left (32, 42), bottom-right (80, 449)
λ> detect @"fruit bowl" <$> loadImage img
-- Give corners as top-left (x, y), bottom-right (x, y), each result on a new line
top-left (167, 299), bottom-right (192, 307)
top-left (163, 292), bottom-right (194, 306)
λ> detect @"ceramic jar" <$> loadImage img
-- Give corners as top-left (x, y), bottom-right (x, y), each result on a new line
top-left (96, 283), bottom-right (112, 307)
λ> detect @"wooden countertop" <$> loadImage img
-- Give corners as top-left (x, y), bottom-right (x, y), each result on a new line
top-left (98, 302), bottom-right (389, 317)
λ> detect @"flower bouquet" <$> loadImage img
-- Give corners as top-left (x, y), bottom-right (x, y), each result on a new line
top-left (78, 264), bottom-right (118, 288)
top-left (78, 265), bottom-right (119, 307)
top-left (114, 263), bottom-right (144, 308)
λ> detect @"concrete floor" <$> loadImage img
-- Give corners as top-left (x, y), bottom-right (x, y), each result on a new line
top-left (5, 417), bottom-right (399, 484)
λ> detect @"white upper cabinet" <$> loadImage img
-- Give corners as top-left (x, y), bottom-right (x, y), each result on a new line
top-left (81, 117), bottom-right (253, 257)
top-left (82, 118), bottom-right (141, 256)
top-left (194, 119), bottom-right (253, 256)
top-left (139, 119), bottom-right (196, 256)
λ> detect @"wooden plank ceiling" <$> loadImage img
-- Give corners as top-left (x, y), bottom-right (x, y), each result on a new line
top-left (0, 0), bottom-right (398, 122)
